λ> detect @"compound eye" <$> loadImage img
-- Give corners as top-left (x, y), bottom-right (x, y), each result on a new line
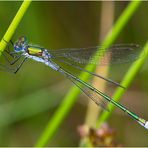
top-left (14, 36), bottom-right (28, 52)
top-left (19, 36), bottom-right (27, 44)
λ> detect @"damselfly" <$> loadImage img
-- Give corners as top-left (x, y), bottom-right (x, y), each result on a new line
top-left (1, 36), bottom-right (148, 129)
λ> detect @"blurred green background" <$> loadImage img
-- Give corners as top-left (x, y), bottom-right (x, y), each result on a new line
top-left (0, 1), bottom-right (148, 146)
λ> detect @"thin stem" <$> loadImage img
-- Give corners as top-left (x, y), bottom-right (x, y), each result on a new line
top-left (35, 1), bottom-right (142, 147)
top-left (0, 1), bottom-right (32, 55)
top-left (79, 2), bottom-right (115, 146)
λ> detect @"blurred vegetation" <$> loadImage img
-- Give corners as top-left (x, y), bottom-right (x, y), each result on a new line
top-left (0, 1), bottom-right (148, 146)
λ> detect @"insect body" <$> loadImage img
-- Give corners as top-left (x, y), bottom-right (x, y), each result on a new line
top-left (2, 36), bottom-right (148, 129)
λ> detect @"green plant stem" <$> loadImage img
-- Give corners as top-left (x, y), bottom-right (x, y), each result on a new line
top-left (35, 1), bottom-right (141, 147)
top-left (101, 0), bottom-right (141, 47)
top-left (97, 41), bottom-right (148, 127)
top-left (0, 0), bottom-right (31, 55)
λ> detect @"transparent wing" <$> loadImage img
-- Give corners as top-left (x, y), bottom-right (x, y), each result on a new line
top-left (48, 44), bottom-right (142, 65)
top-left (60, 67), bottom-right (109, 111)
top-left (70, 77), bottom-right (109, 111)
top-left (52, 56), bottom-right (125, 88)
